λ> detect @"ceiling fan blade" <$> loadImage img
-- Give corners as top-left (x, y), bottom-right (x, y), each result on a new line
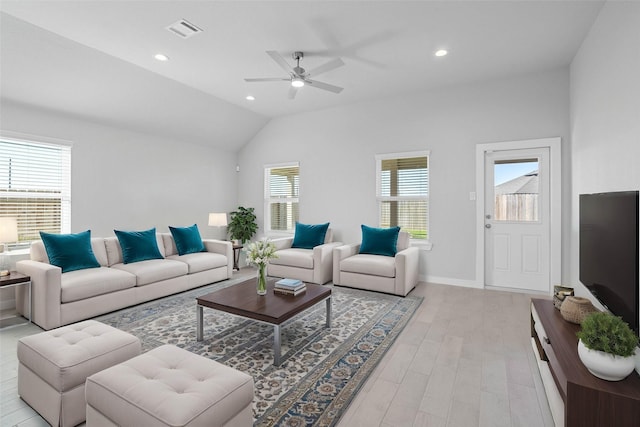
top-left (306, 79), bottom-right (344, 94)
top-left (244, 77), bottom-right (289, 82)
top-left (306, 58), bottom-right (345, 78)
top-left (288, 86), bottom-right (298, 100)
top-left (266, 51), bottom-right (293, 73)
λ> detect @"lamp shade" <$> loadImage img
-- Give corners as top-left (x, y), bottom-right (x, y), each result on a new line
top-left (208, 213), bottom-right (228, 227)
top-left (0, 217), bottom-right (18, 243)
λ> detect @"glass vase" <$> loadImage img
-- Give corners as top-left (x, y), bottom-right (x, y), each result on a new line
top-left (257, 264), bottom-right (267, 295)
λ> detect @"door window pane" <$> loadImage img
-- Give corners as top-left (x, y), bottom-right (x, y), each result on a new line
top-left (494, 160), bottom-right (539, 222)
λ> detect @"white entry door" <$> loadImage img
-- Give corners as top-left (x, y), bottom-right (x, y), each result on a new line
top-left (484, 148), bottom-right (550, 292)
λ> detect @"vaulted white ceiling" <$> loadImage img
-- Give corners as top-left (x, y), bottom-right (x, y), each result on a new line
top-left (0, 1), bottom-right (604, 150)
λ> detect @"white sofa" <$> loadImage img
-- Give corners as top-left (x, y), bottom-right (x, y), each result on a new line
top-left (333, 231), bottom-right (419, 296)
top-left (267, 229), bottom-right (342, 285)
top-left (15, 233), bottom-right (233, 330)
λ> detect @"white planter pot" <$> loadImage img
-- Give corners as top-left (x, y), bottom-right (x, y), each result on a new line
top-left (577, 339), bottom-right (635, 381)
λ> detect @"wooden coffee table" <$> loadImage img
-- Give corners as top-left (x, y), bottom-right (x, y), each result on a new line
top-left (196, 277), bottom-right (331, 366)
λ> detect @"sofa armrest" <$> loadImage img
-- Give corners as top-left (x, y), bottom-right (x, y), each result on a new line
top-left (271, 237), bottom-right (294, 251)
top-left (394, 247), bottom-right (419, 296)
top-left (332, 244), bottom-right (360, 285)
top-left (203, 239), bottom-right (233, 278)
top-left (312, 242), bottom-right (343, 285)
top-left (16, 260), bottom-right (62, 330)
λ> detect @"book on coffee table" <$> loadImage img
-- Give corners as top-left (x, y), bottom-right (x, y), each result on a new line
top-left (275, 278), bottom-right (303, 288)
top-left (274, 286), bottom-right (307, 296)
top-left (274, 278), bottom-right (306, 295)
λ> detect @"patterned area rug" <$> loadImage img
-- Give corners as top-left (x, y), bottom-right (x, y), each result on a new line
top-left (96, 277), bottom-right (422, 426)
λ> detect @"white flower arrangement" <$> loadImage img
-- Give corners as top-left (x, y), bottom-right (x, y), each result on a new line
top-left (245, 238), bottom-right (278, 268)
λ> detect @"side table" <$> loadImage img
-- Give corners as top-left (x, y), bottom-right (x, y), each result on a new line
top-left (232, 244), bottom-right (243, 271)
top-left (0, 272), bottom-right (31, 329)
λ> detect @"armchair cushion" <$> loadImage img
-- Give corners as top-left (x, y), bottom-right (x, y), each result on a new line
top-left (359, 225), bottom-right (401, 257)
top-left (269, 248), bottom-right (314, 269)
top-left (40, 230), bottom-right (101, 273)
top-left (291, 222), bottom-right (330, 249)
top-left (340, 254), bottom-right (396, 278)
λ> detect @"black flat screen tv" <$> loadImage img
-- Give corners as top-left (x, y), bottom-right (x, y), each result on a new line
top-left (579, 191), bottom-right (639, 335)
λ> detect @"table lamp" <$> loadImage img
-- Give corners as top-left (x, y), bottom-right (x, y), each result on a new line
top-left (0, 217), bottom-right (18, 276)
top-left (208, 213), bottom-right (228, 239)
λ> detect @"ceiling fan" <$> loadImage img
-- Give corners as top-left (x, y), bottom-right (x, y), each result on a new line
top-left (244, 51), bottom-right (344, 99)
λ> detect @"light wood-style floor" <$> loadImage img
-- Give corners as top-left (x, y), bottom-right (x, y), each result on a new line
top-left (337, 282), bottom-right (554, 427)
top-left (1, 277), bottom-right (553, 427)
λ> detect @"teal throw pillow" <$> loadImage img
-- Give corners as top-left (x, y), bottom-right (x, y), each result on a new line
top-left (40, 230), bottom-right (101, 273)
top-left (291, 222), bottom-right (330, 249)
top-left (359, 225), bottom-right (401, 257)
top-left (114, 228), bottom-right (164, 264)
top-left (169, 224), bottom-right (205, 255)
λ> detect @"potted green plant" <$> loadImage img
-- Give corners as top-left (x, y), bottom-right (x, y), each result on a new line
top-left (576, 311), bottom-right (639, 381)
top-left (228, 206), bottom-right (258, 244)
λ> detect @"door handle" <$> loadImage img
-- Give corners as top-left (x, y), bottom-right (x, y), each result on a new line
top-left (485, 224), bottom-right (492, 229)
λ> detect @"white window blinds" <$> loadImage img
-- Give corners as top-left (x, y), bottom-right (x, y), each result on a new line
top-left (265, 164), bottom-right (299, 232)
top-left (0, 137), bottom-right (71, 247)
top-left (376, 152), bottom-right (429, 239)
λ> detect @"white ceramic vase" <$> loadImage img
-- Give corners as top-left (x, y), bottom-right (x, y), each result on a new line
top-left (577, 339), bottom-right (635, 381)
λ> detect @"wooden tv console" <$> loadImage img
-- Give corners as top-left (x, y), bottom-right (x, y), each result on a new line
top-left (530, 299), bottom-right (640, 426)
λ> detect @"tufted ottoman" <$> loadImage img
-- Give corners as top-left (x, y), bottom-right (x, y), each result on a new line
top-left (86, 344), bottom-right (255, 427)
top-left (17, 320), bottom-right (141, 427)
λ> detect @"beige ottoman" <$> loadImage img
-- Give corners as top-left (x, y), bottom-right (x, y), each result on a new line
top-left (86, 344), bottom-right (255, 427)
top-left (17, 320), bottom-right (141, 427)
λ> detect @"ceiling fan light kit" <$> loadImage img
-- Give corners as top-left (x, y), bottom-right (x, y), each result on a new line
top-left (245, 50), bottom-right (344, 98)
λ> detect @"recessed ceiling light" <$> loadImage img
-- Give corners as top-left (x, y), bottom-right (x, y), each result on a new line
top-left (246, 95), bottom-right (255, 101)
top-left (154, 53), bottom-right (170, 61)
top-left (435, 49), bottom-right (448, 57)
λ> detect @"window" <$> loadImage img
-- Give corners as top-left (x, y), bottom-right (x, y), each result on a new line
top-left (265, 163), bottom-right (299, 233)
top-left (376, 151), bottom-right (429, 240)
top-left (493, 159), bottom-right (539, 222)
top-left (0, 136), bottom-right (71, 248)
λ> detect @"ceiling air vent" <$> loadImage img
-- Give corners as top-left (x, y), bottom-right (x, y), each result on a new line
top-left (166, 19), bottom-right (203, 39)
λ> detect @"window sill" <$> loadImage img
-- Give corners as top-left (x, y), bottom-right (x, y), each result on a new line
top-left (5, 248), bottom-right (30, 257)
top-left (266, 231), bottom-right (294, 239)
top-left (411, 240), bottom-right (432, 251)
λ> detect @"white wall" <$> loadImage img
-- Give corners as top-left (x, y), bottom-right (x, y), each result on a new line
top-left (1, 101), bottom-right (240, 309)
top-left (238, 69), bottom-right (571, 284)
top-left (569, 0), bottom-right (640, 353)
top-left (1, 101), bottom-right (238, 239)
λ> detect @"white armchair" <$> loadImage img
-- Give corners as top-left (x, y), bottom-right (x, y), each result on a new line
top-left (333, 231), bottom-right (419, 296)
top-left (267, 229), bottom-right (342, 285)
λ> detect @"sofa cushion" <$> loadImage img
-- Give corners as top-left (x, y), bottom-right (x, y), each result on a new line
top-left (39, 230), bottom-right (101, 273)
top-left (359, 225), bottom-right (401, 257)
top-left (61, 267), bottom-right (137, 303)
top-left (114, 228), bottom-right (164, 264)
top-left (269, 248), bottom-right (314, 269)
top-left (340, 254), bottom-right (396, 278)
top-left (112, 259), bottom-right (188, 286)
top-left (167, 252), bottom-right (227, 274)
top-left (291, 222), bottom-right (330, 249)
top-left (169, 224), bottom-right (205, 256)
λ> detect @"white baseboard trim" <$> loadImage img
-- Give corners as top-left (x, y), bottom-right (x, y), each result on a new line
top-left (420, 275), bottom-right (483, 289)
